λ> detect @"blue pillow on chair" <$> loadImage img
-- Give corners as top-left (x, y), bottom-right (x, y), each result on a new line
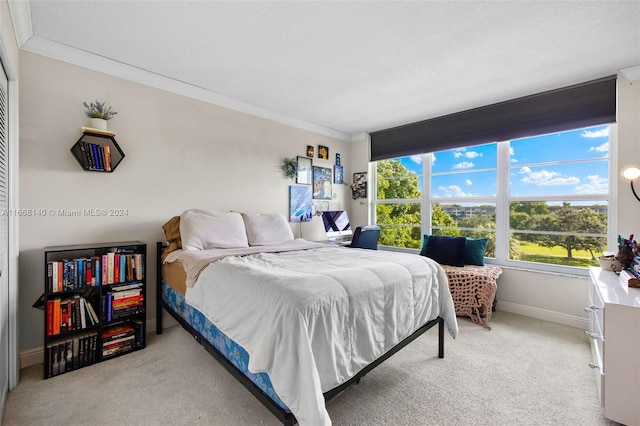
top-left (422, 235), bottom-right (467, 267)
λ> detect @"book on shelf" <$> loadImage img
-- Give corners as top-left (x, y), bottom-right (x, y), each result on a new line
top-left (131, 319), bottom-right (144, 347)
top-left (48, 295), bottom-right (98, 336)
top-left (112, 288), bottom-right (141, 299)
top-left (114, 254), bottom-right (120, 283)
top-left (52, 298), bottom-right (61, 335)
top-left (104, 145), bottom-right (111, 171)
top-left (47, 331), bottom-right (98, 378)
top-left (107, 252), bottom-right (115, 284)
top-left (46, 252), bottom-right (147, 291)
top-left (101, 323), bottom-right (135, 340)
top-left (85, 299), bottom-right (99, 325)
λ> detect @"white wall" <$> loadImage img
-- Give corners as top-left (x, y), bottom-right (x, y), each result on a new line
top-left (18, 51), bottom-right (354, 358)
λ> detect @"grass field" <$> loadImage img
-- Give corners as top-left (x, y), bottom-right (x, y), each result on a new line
top-left (518, 241), bottom-right (600, 267)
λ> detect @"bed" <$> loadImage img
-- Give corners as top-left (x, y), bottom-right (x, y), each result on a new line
top-left (156, 210), bottom-right (458, 425)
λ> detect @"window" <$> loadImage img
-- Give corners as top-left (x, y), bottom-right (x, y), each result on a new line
top-left (372, 124), bottom-right (612, 271)
top-left (375, 156), bottom-right (422, 249)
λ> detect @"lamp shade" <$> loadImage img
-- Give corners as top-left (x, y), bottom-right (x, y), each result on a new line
top-left (622, 166), bottom-right (640, 181)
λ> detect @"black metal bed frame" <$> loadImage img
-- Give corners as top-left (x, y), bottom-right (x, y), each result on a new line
top-left (155, 242), bottom-right (445, 425)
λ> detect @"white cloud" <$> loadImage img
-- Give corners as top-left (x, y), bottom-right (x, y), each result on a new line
top-left (432, 153), bottom-right (437, 164)
top-left (510, 147), bottom-right (518, 163)
top-left (452, 161), bottom-right (474, 169)
top-left (575, 174), bottom-right (608, 194)
top-left (521, 169), bottom-right (580, 186)
top-left (589, 142), bottom-right (609, 153)
top-left (410, 155), bottom-right (422, 164)
top-left (453, 148), bottom-right (482, 159)
top-left (437, 185), bottom-right (473, 197)
top-left (520, 166), bottom-right (531, 174)
top-left (581, 128), bottom-right (609, 138)
top-left (465, 179), bottom-right (472, 186)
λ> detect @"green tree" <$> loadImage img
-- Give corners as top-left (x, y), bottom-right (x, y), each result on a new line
top-left (376, 160), bottom-right (422, 248)
top-left (431, 204), bottom-right (459, 236)
top-left (510, 201), bottom-right (550, 243)
top-left (537, 203), bottom-right (606, 259)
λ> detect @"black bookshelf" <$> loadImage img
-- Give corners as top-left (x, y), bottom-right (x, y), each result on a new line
top-left (42, 241), bottom-right (146, 379)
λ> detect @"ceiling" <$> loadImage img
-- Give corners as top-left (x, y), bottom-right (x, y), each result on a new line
top-left (11, 1), bottom-right (640, 142)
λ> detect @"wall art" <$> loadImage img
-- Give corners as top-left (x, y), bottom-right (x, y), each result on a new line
top-left (313, 166), bottom-right (333, 200)
top-left (289, 185), bottom-right (313, 222)
top-left (352, 172), bottom-right (367, 199)
top-left (296, 156), bottom-right (312, 185)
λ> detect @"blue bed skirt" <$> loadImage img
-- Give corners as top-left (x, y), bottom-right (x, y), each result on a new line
top-left (162, 281), bottom-right (289, 410)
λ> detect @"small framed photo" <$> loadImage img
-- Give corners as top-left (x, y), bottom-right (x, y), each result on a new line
top-left (352, 172), bottom-right (367, 199)
top-left (306, 145), bottom-right (314, 158)
top-left (335, 153), bottom-right (341, 165)
top-left (334, 164), bottom-right (344, 184)
top-left (313, 166), bottom-right (333, 200)
top-left (296, 156), bottom-right (313, 185)
top-left (318, 145), bottom-right (329, 160)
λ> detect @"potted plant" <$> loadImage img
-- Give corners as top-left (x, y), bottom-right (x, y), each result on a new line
top-left (83, 100), bottom-right (118, 130)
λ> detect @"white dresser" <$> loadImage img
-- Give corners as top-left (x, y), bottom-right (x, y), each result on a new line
top-left (587, 267), bottom-right (640, 426)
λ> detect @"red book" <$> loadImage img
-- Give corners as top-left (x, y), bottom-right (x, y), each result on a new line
top-left (52, 298), bottom-right (61, 335)
top-left (66, 300), bottom-right (72, 330)
top-left (86, 260), bottom-right (92, 286)
top-left (46, 300), bottom-right (54, 336)
top-left (114, 254), bottom-right (121, 283)
top-left (57, 262), bottom-right (63, 292)
top-left (111, 295), bottom-right (143, 309)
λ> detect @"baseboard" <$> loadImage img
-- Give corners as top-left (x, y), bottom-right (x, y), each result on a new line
top-left (496, 301), bottom-right (589, 330)
top-left (19, 317), bottom-right (157, 369)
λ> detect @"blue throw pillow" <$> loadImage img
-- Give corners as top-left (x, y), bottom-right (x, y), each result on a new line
top-left (423, 235), bottom-right (466, 267)
top-left (420, 235), bottom-right (489, 266)
top-left (419, 235), bottom-right (430, 256)
top-left (464, 237), bottom-right (489, 266)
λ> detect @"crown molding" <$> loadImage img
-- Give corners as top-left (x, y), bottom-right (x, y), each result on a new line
top-left (620, 65), bottom-right (640, 82)
top-left (18, 34), bottom-right (354, 142)
top-left (8, 0), bottom-right (33, 47)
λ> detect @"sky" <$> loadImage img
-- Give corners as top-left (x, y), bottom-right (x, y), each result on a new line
top-left (397, 124), bottom-right (610, 199)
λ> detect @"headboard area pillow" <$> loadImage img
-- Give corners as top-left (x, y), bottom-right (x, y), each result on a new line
top-left (180, 209), bottom-right (249, 251)
top-left (162, 215), bottom-right (182, 256)
top-left (242, 212), bottom-right (294, 246)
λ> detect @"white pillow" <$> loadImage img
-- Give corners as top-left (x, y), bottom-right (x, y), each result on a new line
top-left (180, 209), bottom-right (249, 251)
top-left (242, 213), bottom-right (294, 246)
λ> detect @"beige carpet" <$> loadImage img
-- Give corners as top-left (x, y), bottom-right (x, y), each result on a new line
top-left (2, 311), bottom-right (618, 426)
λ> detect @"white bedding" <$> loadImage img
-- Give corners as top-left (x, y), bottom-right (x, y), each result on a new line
top-left (182, 245), bottom-right (458, 426)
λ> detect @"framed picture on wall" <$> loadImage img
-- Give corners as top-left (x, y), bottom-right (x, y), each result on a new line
top-left (289, 185), bottom-right (313, 222)
top-left (352, 172), bottom-right (367, 199)
top-left (334, 164), bottom-right (344, 184)
top-left (318, 145), bottom-right (329, 160)
top-left (296, 156), bottom-right (312, 185)
top-left (313, 166), bottom-right (332, 200)
top-left (307, 145), bottom-right (314, 158)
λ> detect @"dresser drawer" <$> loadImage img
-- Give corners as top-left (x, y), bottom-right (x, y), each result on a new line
top-left (586, 283), bottom-right (604, 405)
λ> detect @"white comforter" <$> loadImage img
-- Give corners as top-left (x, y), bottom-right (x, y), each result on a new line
top-left (183, 245), bottom-right (458, 426)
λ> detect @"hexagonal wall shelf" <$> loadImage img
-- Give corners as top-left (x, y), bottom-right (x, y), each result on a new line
top-left (70, 129), bottom-right (125, 172)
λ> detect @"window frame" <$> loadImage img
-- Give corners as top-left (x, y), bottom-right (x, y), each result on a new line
top-left (371, 124), bottom-right (617, 276)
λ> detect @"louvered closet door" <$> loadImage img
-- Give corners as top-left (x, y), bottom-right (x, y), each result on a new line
top-left (0, 60), bottom-right (9, 397)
